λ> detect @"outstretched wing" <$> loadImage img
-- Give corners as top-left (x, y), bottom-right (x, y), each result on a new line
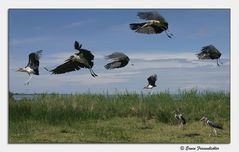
top-left (80, 48), bottom-right (94, 62)
top-left (26, 50), bottom-right (43, 70)
top-left (48, 60), bottom-right (83, 74)
top-left (138, 12), bottom-right (167, 22)
top-left (104, 61), bottom-right (122, 70)
top-left (105, 52), bottom-right (129, 61)
top-left (197, 45), bottom-right (221, 59)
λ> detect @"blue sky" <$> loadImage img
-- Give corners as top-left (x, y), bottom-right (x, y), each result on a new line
top-left (9, 9), bottom-right (230, 94)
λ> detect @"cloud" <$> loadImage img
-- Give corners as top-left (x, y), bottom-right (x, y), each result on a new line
top-left (58, 20), bottom-right (95, 30)
top-left (10, 37), bottom-right (54, 45)
top-left (9, 51), bottom-right (230, 94)
top-left (128, 52), bottom-right (197, 61)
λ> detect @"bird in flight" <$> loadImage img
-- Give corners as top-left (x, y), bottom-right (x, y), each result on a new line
top-left (144, 74), bottom-right (157, 89)
top-left (104, 52), bottom-right (132, 70)
top-left (130, 11), bottom-right (173, 38)
top-left (196, 45), bottom-right (223, 66)
top-left (45, 41), bottom-right (98, 77)
top-left (16, 50), bottom-right (43, 85)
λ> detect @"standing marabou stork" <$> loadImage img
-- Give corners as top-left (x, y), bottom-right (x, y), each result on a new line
top-left (129, 11), bottom-right (173, 38)
top-left (144, 74), bottom-right (157, 89)
top-left (16, 50), bottom-right (43, 85)
top-left (196, 45), bottom-right (223, 66)
top-left (104, 52), bottom-right (132, 70)
top-left (45, 41), bottom-right (98, 77)
top-left (200, 116), bottom-right (223, 136)
top-left (172, 108), bottom-right (186, 129)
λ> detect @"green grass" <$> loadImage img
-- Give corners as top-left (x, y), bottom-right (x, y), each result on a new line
top-left (9, 90), bottom-right (230, 143)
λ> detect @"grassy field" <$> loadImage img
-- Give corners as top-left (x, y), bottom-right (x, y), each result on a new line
top-left (9, 90), bottom-right (230, 143)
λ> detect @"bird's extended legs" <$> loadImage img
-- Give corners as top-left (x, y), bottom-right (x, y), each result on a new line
top-left (213, 128), bottom-right (218, 136)
top-left (217, 59), bottom-right (223, 66)
top-left (89, 69), bottom-right (98, 77)
top-left (161, 25), bottom-right (173, 38)
top-left (164, 30), bottom-right (174, 38)
top-left (181, 123), bottom-right (186, 130)
top-left (209, 128), bottom-right (218, 137)
top-left (25, 75), bottom-right (33, 85)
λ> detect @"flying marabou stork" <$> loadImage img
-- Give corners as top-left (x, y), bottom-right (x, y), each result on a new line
top-left (16, 50), bottom-right (43, 85)
top-left (45, 41), bottom-right (98, 77)
top-left (144, 74), bottom-right (157, 89)
top-left (200, 116), bottom-right (223, 136)
top-left (104, 52), bottom-right (132, 70)
top-left (196, 45), bottom-right (223, 66)
top-left (130, 11), bottom-right (173, 38)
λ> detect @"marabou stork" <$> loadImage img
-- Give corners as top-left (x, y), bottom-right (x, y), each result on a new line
top-left (16, 50), bottom-right (43, 85)
top-left (130, 11), bottom-right (173, 38)
top-left (45, 41), bottom-right (98, 77)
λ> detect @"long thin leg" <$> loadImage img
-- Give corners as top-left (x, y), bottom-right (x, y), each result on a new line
top-left (219, 58), bottom-right (223, 65)
top-left (89, 69), bottom-right (98, 77)
top-left (213, 128), bottom-right (217, 136)
top-left (217, 59), bottom-right (223, 66)
top-left (90, 68), bottom-right (98, 77)
top-left (161, 25), bottom-right (173, 38)
top-left (217, 59), bottom-right (220, 66)
top-left (89, 69), bottom-right (95, 77)
top-left (25, 75), bottom-right (33, 85)
top-left (164, 30), bottom-right (173, 38)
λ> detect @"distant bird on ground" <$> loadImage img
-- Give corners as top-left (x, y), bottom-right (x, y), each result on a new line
top-left (200, 116), bottom-right (223, 136)
top-left (144, 74), bottom-right (157, 89)
top-left (172, 108), bottom-right (186, 129)
top-left (196, 45), bottom-right (223, 66)
top-left (104, 52), bottom-right (132, 70)
top-left (129, 11), bottom-right (173, 38)
top-left (16, 50), bottom-right (43, 85)
top-left (45, 41), bottom-right (97, 77)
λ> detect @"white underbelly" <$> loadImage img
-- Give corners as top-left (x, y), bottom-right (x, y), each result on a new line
top-left (25, 67), bottom-right (34, 73)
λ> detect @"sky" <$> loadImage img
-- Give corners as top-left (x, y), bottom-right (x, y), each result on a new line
top-left (9, 9), bottom-right (230, 94)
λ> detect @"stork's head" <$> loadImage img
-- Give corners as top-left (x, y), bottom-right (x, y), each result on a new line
top-left (200, 116), bottom-right (208, 126)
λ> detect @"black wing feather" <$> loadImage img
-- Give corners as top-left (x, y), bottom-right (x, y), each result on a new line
top-left (80, 48), bottom-right (94, 61)
top-left (147, 74), bottom-right (157, 86)
top-left (26, 50), bottom-right (42, 75)
top-left (137, 12), bottom-right (166, 22)
top-left (49, 60), bottom-right (83, 74)
top-left (74, 41), bottom-right (82, 50)
top-left (104, 61), bottom-right (122, 70)
top-left (208, 120), bottom-right (223, 129)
